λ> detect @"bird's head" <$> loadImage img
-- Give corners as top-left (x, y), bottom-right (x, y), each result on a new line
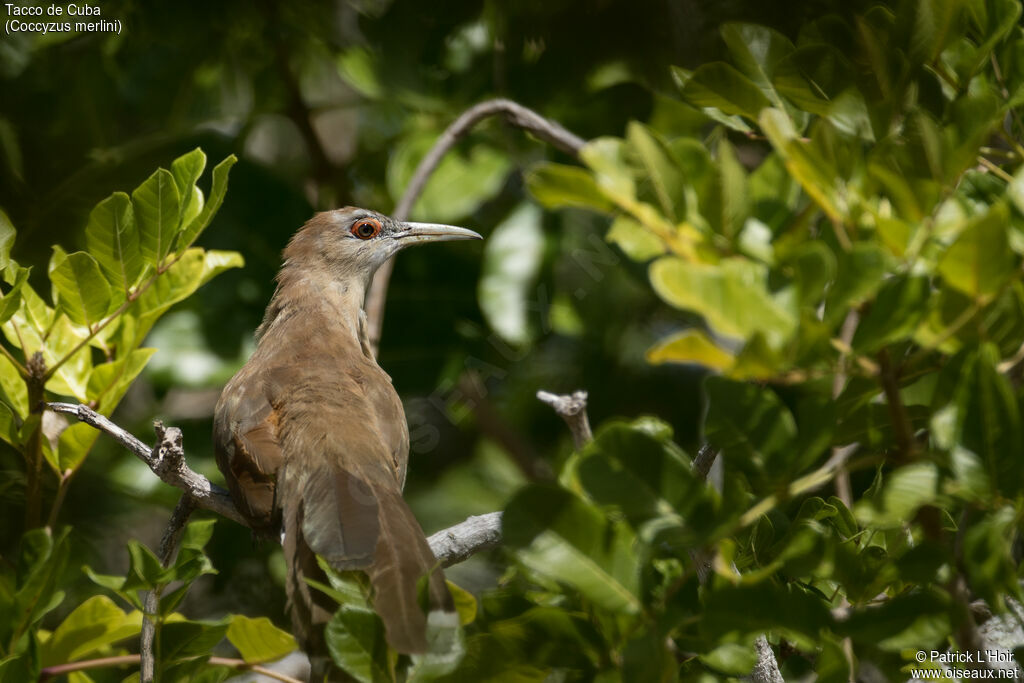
top-left (285, 207), bottom-right (482, 282)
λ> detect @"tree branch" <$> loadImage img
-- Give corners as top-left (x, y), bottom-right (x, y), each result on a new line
top-left (46, 402), bottom-right (245, 525)
top-left (44, 402), bottom-right (502, 567)
top-left (536, 390), bottom-right (592, 450)
top-left (141, 493), bottom-right (196, 683)
top-left (427, 511), bottom-right (503, 568)
top-left (365, 98), bottom-right (587, 355)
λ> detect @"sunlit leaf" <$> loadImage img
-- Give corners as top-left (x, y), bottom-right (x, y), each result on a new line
top-left (133, 168), bottom-right (181, 267)
top-left (178, 155), bottom-right (236, 252)
top-left (39, 596), bottom-right (141, 666)
top-left (84, 192), bottom-right (142, 300)
top-left (49, 251), bottom-right (112, 328)
top-left (526, 163), bottom-right (613, 212)
top-left (226, 615), bottom-right (297, 664)
top-left (650, 256), bottom-right (797, 347)
top-left (646, 329), bottom-right (734, 371)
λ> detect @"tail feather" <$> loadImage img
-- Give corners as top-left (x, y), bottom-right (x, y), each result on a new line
top-left (283, 463), bottom-right (453, 659)
top-left (366, 487), bottom-right (454, 653)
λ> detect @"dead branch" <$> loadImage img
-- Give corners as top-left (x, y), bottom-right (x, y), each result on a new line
top-left (45, 402), bottom-right (502, 567)
top-left (536, 390), bottom-right (593, 450)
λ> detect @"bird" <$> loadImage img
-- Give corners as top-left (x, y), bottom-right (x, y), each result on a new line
top-left (213, 207), bottom-right (481, 678)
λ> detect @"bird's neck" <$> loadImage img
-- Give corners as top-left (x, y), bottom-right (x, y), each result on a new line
top-left (256, 261), bottom-right (375, 355)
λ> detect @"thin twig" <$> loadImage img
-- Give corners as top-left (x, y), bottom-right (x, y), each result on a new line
top-left (141, 493), bottom-right (197, 683)
top-left (365, 98), bottom-right (587, 354)
top-left (535, 390), bottom-right (593, 450)
top-left (39, 654), bottom-right (304, 683)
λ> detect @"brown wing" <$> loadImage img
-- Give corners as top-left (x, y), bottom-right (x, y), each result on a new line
top-left (213, 361), bottom-right (285, 537)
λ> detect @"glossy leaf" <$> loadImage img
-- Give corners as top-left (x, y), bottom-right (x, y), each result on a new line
top-left (650, 256), bottom-right (796, 347)
top-left (49, 251), bottom-right (112, 328)
top-left (39, 596), bottom-right (141, 666)
top-left (504, 485), bottom-right (641, 614)
top-left (938, 203), bottom-right (1013, 300)
top-left (178, 155), bottom-right (236, 252)
top-left (226, 615), bottom-right (297, 664)
top-left (84, 192), bottom-right (141, 300)
top-left (526, 163), bottom-right (613, 212)
top-left (325, 606), bottom-right (392, 683)
top-left (133, 168), bottom-right (181, 266)
top-left (646, 329), bottom-right (734, 371)
top-left (677, 62), bottom-right (772, 120)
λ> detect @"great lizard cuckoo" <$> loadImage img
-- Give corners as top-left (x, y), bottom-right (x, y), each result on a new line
top-left (213, 207), bottom-right (481, 674)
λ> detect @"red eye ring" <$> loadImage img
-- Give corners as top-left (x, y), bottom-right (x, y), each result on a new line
top-left (351, 218), bottom-right (382, 240)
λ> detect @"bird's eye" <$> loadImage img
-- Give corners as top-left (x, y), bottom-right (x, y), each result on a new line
top-left (351, 218), bottom-right (382, 240)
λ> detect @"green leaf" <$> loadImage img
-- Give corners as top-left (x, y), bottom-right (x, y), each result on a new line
top-left (132, 168), bottom-right (181, 266)
top-left (760, 108), bottom-right (844, 222)
top-left (579, 137), bottom-right (637, 204)
top-left (49, 251), bottom-right (112, 328)
top-left (504, 485), bottom-right (641, 614)
top-left (181, 519), bottom-right (217, 551)
top-left (855, 463), bottom-right (939, 528)
top-left (0, 265), bottom-right (29, 325)
top-left (720, 23), bottom-right (794, 91)
top-left (700, 642), bottom-right (759, 676)
top-left (0, 209), bottom-right (15, 271)
top-left (709, 138), bottom-right (749, 240)
top-left (478, 203), bottom-right (544, 346)
top-left (88, 348), bottom-right (157, 415)
top-left (840, 588), bottom-right (950, 651)
top-left (178, 155), bottom-right (236, 252)
top-left (57, 422), bottom-right (99, 472)
top-left (606, 215), bottom-right (666, 262)
top-left (39, 596), bottom-right (141, 666)
top-left (646, 329), bottom-right (734, 371)
top-left (226, 615), bottom-right (297, 664)
top-left (677, 62), bottom-right (772, 120)
top-left (852, 275), bottom-right (929, 352)
top-left (325, 606), bottom-right (392, 683)
top-left (577, 419), bottom-right (704, 524)
top-left (447, 581), bottom-right (477, 626)
top-left (823, 242), bottom-right (892, 323)
top-left (625, 122), bottom-right (684, 221)
top-left (2, 528), bottom-right (70, 650)
top-left (938, 203), bottom-right (1014, 300)
top-left (526, 163), bottom-right (613, 212)
top-left (0, 401), bottom-right (18, 446)
top-left (704, 376), bottom-right (797, 482)
top-left (84, 192), bottom-right (142, 300)
top-left (170, 148), bottom-right (207, 229)
top-left (159, 618), bottom-right (230, 664)
top-left (701, 583), bottom-right (830, 647)
top-left (963, 506), bottom-right (1022, 610)
top-left (650, 256), bottom-right (797, 347)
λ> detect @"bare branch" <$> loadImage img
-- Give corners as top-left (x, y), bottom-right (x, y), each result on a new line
top-left (536, 390), bottom-right (593, 450)
top-left (141, 494), bottom-right (196, 683)
top-left (366, 98), bottom-right (587, 354)
top-left (428, 511), bottom-right (503, 568)
top-left (45, 402), bottom-right (502, 567)
top-left (49, 402), bottom-right (246, 526)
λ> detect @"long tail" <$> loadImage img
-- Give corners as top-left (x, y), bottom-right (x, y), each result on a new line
top-left (283, 463), bottom-right (453, 666)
